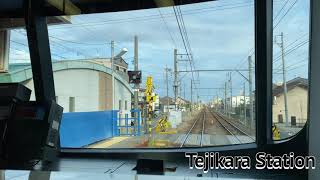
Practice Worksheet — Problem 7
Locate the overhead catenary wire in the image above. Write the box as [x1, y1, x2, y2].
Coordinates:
[49, 1, 255, 30]
[177, 4, 199, 81]
[172, 2, 199, 99]
[157, 8, 178, 48]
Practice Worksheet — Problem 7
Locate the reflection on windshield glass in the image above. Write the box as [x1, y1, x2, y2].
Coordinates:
[0, 0, 308, 148]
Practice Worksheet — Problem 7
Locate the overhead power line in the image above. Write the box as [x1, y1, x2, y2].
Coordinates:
[273, 0, 290, 21]
[273, 32, 308, 58]
[237, 0, 300, 74]
[273, 39, 309, 64]
[12, 29, 93, 58]
[49, 36, 108, 46]
[273, 0, 299, 29]
[157, 8, 177, 48]
[49, 1, 254, 30]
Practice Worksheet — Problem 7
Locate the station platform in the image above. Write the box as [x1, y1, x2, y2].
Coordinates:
[87, 133, 254, 148]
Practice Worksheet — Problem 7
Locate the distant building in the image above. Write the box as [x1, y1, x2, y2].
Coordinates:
[0, 60, 133, 113]
[159, 96, 175, 112]
[159, 96, 190, 112]
[272, 77, 308, 125]
[176, 97, 190, 111]
[89, 57, 129, 81]
[176, 97, 190, 106]
[222, 96, 250, 114]
[211, 98, 223, 109]
[230, 95, 250, 107]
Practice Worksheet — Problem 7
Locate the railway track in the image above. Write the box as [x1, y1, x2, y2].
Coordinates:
[180, 110, 206, 147]
[179, 107, 254, 147]
[209, 110, 255, 144]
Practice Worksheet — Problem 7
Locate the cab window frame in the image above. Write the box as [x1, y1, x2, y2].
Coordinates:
[18, 0, 309, 174]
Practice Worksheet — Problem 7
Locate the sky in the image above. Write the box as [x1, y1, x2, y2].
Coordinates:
[9, 0, 310, 103]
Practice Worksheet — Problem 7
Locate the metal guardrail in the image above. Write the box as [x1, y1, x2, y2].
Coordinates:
[116, 109, 141, 136]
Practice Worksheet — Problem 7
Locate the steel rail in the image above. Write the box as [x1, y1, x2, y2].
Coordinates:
[215, 112, 255, 141]
[200, 112, 206, 147]
[180, 110, 204, 148]
[210, 111, 243, 143]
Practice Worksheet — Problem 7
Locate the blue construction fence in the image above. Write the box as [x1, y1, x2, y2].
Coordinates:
[117, 109, 141, 136]
[60, 110, 141, 148]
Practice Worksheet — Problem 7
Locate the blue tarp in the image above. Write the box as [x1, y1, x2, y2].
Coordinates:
[60, 111, 117, 148]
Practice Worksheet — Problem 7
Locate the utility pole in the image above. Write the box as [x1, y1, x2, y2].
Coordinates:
[183, 83, 186, 99]
[276, 32, 289, 126]
[0, 30, 10, 73]
[190, 79, 193, 112]
[111, 40, 115, 110]
[197, 94, 199, 108]
[248, 56, 254, 129]
[216, 92, 219, 111]
[133, 36, 139, 133]
[229, 72, 232, 118]
[224, 82, 227, 114]
[134, 36, 139, 110]
[235, 95, 238, 116]
[165, 66, 171, 113]
[173, 49, 178, 110]
[243, 82, 247, 125]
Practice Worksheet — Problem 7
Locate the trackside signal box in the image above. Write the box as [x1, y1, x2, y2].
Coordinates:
[128, 70, 142, 84]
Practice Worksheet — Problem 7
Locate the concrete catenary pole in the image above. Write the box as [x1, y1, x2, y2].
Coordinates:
[134, 36, 139, 132]
[279, 32, 289, 126]
[165, 65, 170, 113]
[248, 56, 254, 129]
[183, 83, 186, 99]
[0, 170, 4, 180]
[216, 93, 219, 111]
[243, 82, 247, 125]
[0, 30, 10, 73]
[111, 40, 115, 110]
[174, 49, 178, 110]
[190, 79, 193, 112]
[224, 82, 227, 114]
[229, 72, 232, 118]
[197, 94, 199, 108]
[134, 36, 139, 110]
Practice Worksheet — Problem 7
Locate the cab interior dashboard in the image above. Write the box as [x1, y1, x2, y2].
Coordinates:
[0, 0, 319, 179]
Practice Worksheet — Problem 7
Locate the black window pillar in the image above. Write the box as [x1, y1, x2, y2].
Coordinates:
[24, 0, 56, 102]
[254, 0, 273, 147]
[308, 0, 320, 179]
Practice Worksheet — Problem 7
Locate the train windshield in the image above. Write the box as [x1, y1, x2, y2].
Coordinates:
[2, 0, 309, 149]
